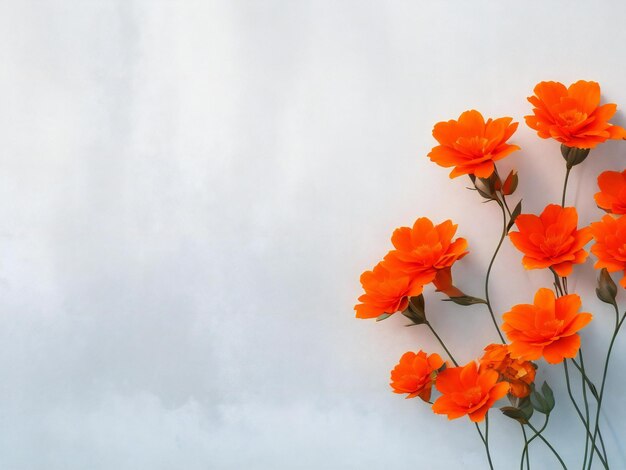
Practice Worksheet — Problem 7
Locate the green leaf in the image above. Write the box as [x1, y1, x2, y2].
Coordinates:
[500, 406, 529, 425]
[442, 295, 487, 306]
[506, 200, 523, 232]
[376, 313, 392, 322]
[519, 396, 534, 421]
[541, 382, 555, 412]
[530, 388, 549, 414]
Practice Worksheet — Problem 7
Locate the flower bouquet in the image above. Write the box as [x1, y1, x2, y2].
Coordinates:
[354, 80, 626, 469]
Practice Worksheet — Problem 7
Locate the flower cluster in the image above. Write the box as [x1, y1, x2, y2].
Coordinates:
[354, 80, 626, 468]
[354, 218, 468, 319]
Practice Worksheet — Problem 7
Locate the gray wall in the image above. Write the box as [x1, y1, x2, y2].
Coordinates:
[0, 1, 625, 468]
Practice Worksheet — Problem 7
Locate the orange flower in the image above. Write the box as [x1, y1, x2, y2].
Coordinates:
[525, 80, 626, 149]
[432, 361, 509, 422]
[595, 170, 626, 214]
[354, 262, 423, 319]
[590, 214, 626, 288]
[479, 344, 536, 398]
[384, 218, 468, 287]
[509, 204, 592, 276]
[502, 288, 592, 364]
[390, 351, 444, 401]
[428, 110, 520, 178]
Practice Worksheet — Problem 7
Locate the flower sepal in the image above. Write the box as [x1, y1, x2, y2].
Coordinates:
[501, 394, 534, 425]
[401, 295, 427, 325]
[469, 173, 499, 200]
[561, 144, 590, 169]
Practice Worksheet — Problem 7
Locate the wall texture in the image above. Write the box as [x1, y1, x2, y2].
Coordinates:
[1, 1, 625, 468]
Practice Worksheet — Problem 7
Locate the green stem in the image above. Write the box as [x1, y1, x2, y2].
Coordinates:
[475, 416, 495, 470]
[570, 358, 610, 464]
[526, 421, 567, 469]
[569, 358, 609, 462]
[501, 194, 513, 218]
[484, 199, 507, 344]
[520, 424, 531, 470]
[570, 359, 597, 396]
[578, 354, 590, 469]
[521, 414, 551, 469]
[563, 361, 608, 468]
[550, 268, 564, 297]
[493, 167, 513, 218]
[425, 322, 458, 367]
[561, 166, 571, 207]
[587, 307, 626, 470]
[424, 322, 489, 467]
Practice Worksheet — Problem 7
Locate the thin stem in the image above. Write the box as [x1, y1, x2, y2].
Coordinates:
[501, 194, 513, 218]
[520, 424, 531, 470]
[550, 268, 564, 297]
[526, 421, 567, 469]
[425, 321, 489, 468]
[475, 417, 494, 470]
[587, 307, 626, 470]
[486, 413, 490, 457]
[493, 167, 513, 218]
[578, 354, 590, 469]
[425, 322, 458, 367]
[569, 358, 609, 462]
[563, 361, 608, 468]
[570, 358, 598, 395]
[561, 166, 571, 207]
[521, 414, 551, 469]
[474, 422, 486, 444]
[484, 199, 507, 344]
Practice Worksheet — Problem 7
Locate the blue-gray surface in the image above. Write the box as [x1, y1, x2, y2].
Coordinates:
[0, 1, 625, 468]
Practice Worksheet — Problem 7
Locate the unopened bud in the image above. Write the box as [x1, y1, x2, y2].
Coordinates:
[502, 170, 519, 195]
[596, 268, 617, 306]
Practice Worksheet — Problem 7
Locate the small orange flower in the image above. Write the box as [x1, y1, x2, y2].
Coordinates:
[590, 214, 626, 288]
[354, 262, 423, 319]
[502, 288, 592, 364]
[595, 170, 626, 214]
[384, 218, 468, 287]
[479, 344, 536, 398]
[509, 204, 592, 276]
[432, 361, 509, 422]
[428, 110, 520, 178]
[390, 351, 444, 401]
[525, 80, 626, 149]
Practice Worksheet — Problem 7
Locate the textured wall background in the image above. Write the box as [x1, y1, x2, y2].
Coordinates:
[1, 1, 625, 468]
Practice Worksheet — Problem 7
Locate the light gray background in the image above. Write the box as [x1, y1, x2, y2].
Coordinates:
[1, 1, 625, 469]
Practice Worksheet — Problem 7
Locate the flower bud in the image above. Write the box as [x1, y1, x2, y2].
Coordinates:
[596, 268, 617, 307]
[501, 170, 518, 195]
